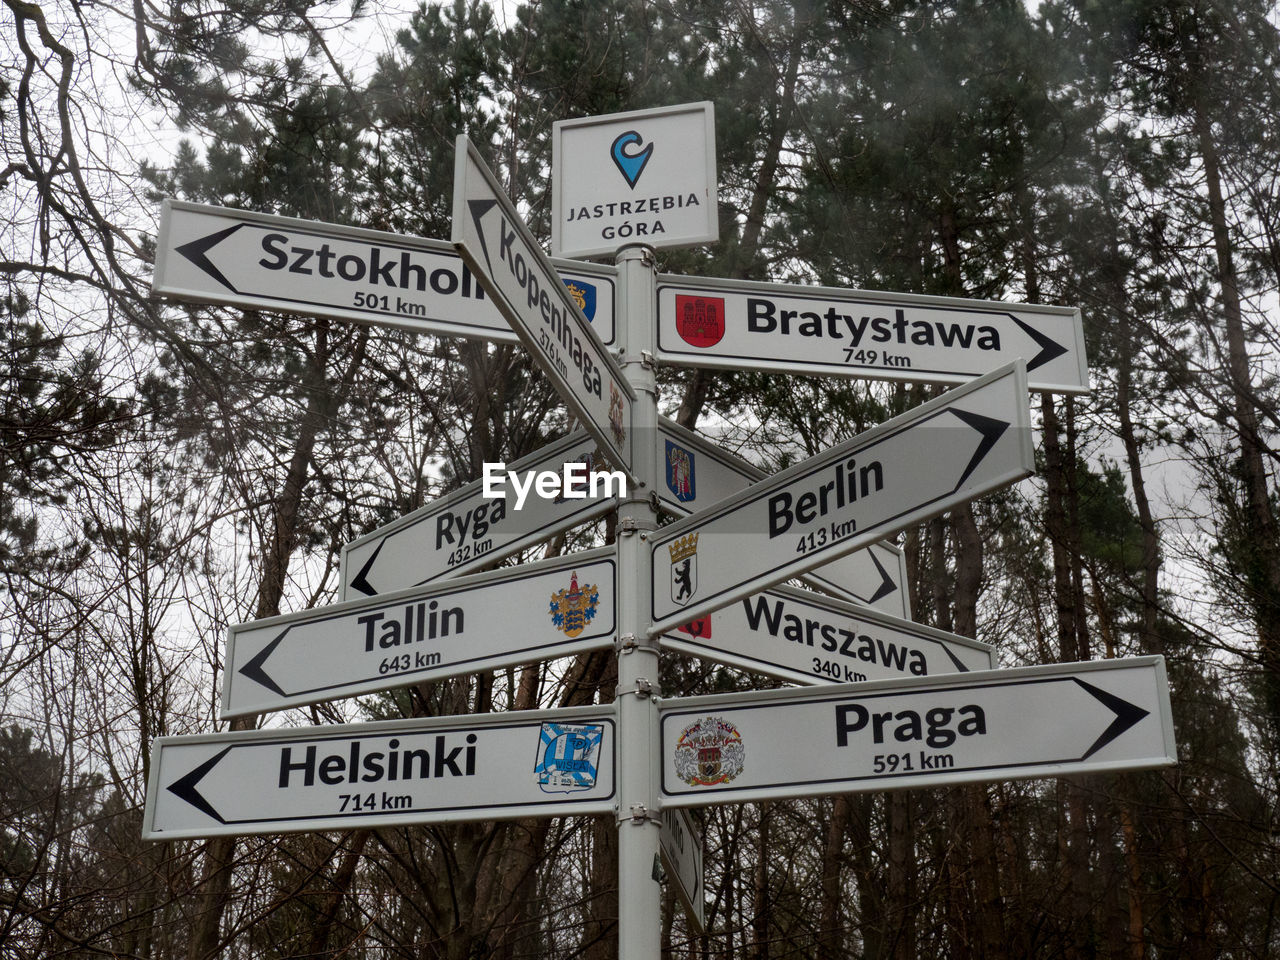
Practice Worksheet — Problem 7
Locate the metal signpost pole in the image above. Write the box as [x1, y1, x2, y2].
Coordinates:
[614, 244, 662, 960]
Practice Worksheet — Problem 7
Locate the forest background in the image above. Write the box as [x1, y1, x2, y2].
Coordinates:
[2, 0, 1279, 957]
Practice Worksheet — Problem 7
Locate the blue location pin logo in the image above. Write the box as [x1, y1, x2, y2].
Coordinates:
[610, 130, 653, 190]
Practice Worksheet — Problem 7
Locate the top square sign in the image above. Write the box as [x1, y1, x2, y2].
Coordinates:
[552, 102, 719, 260]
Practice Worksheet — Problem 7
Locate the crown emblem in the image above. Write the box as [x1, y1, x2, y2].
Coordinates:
[668, 533, 699, 563]
[565, 282, 587, 311]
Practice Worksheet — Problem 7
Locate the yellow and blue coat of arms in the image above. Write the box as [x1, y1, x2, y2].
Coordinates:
[549, 572, 600, 638]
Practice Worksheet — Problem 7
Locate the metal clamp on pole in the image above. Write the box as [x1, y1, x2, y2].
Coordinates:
[615, 677, 654, 699]
[618, 803, 661, 827]
[615, 633, 639, 654]
[618, 517, 643, 535]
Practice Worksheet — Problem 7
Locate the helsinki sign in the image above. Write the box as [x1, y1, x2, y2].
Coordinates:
[552, 102, 719, 260]
[658, 656, 1176, 807]
[224, 548, 617, 718]
[661, 584, 993, 688]
[153, 199, 617, 345]
[655, 274, 1088, 394]
[649, 361, 1035, 633]
[143, 705, 616, 840]
[453, 136, 636, 475]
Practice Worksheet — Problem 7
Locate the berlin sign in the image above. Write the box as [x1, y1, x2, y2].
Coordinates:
[552, 102, 719, 259]
[223, 548, 617, 719]
[648, 361, 1035, 633]
[143, 705, 616, 840]
[340, 430, 617, 600]
[655, 274, 1087, 394]
[153, 199, 616, 345]
[661, 584, 993, 687]
[657, 417, 910, 619]
[659, 656, 1176, 807]
[453, 136, 636, 475]
[340, 419, 908, 620]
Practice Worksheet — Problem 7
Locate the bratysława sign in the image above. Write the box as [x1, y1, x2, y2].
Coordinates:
[145, 102, 1174, 960]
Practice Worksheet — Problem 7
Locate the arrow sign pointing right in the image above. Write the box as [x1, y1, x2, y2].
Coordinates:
[654, 273, 1088, 394]
[659, 656, 1176, 807]
[648, 361, 1035, 634]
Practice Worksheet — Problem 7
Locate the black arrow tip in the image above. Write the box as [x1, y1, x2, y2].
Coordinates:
[347, 540, 383, 597]
[167, 746, 232, 823]
[239, 629, 289, 697]
[1010, 315, 1069, 372]
[867, 550, 897, 605]
[1075, 677, 1149, 759]
[174, 223, 243, 293]
[948, 408, 1010, 491]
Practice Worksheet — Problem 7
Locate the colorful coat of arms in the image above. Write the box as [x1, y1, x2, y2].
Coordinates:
[549, 572, 599, 638]
[669, 533, 698, 606]
[674, 295, 725, 347]
[673, 715, 744, 787]
[562, 279, 597, 321]
[608, 381, 627, 445]
[665, 440, 696, 502]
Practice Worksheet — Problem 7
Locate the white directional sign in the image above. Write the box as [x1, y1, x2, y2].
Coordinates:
[661, 584, 992, 687]
[649, 362, 1034, 633]
[453, 136, 636, 475]
[342, 419, 907, 620]
[552, 102, 719, 259]
[143, 705, 616, 840]
[153, 200, 616, 344]
[655, 274, 1087, 394]
[659, 807, 705, 934]
[657, 418, 910, 618]
[659, 656, 1175, 807]
[223, 548, 617, 718]
[341, 431, 618, 599]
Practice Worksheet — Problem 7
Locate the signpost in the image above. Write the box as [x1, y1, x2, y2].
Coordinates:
[661, 584, 993, 687]
[341, 417, 910, 618]
[153, 199, 617, 345]
[657, 418, 910, 618]
[659, 657, 1175, 807]
[648, 361, 1035, 633]
[453, 136, 636, 475]
[143, 706, 616, 840]
[655, 273, 1087, 394]
[340, 430, 617, 599]
[223, 548, 617, 718]
[143, 105, 1168, 960]
[552, 102, 718, 259]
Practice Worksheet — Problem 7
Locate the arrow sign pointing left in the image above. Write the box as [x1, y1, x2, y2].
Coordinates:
[143, 705, 616, 840]
[659, 656, 1176, 807]
[452, 135, 636, 476]
[223, 548, 617, 718]
[648, 361, 1035, 634]
[153, 200, 617, 344]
